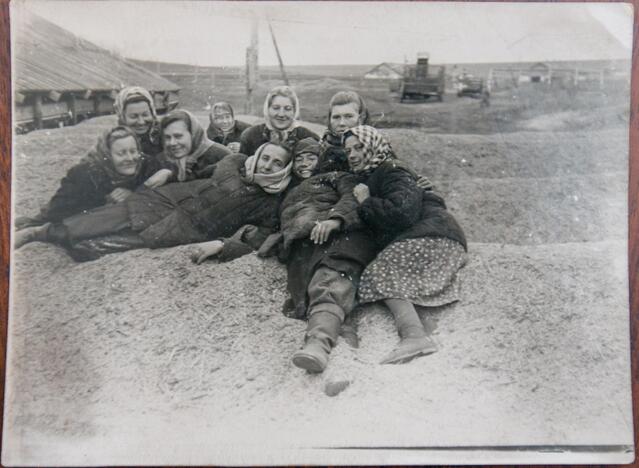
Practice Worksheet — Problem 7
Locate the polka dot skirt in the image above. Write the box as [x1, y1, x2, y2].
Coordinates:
[358, 237, 467, 307]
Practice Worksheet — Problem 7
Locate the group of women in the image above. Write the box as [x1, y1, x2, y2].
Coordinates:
[15, 84, 467, 373]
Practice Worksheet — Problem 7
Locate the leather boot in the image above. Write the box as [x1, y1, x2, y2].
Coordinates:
[292, 311, 342, 373]
[381, 300, 438, 365]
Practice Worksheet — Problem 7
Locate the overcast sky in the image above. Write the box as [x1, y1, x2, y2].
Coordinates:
[17, 1, 633, 66]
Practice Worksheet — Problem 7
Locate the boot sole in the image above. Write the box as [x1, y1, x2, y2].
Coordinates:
[292, 353, 326, 373]
[380, 344, 438, 365]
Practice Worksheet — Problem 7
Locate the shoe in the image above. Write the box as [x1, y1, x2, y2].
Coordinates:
[380, 335, 438, 365]
[292, 338, 330, 373]
[291, 311, 341, 373]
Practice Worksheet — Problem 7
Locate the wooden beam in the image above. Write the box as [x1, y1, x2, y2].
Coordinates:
[33, 94, 43, 129]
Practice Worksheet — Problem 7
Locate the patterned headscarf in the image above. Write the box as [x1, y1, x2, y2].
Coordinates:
[343, 125, 394, 174]
[263, 86, 300, 145]
[243, 143, 293, 194]
[114, 86, 160, 144]
[160, 110, 216, 182]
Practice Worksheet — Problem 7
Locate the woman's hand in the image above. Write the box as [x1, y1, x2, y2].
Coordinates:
[416, 175, 433, 190]
[353, 183, 370, 204]
[310, 219, 341, 244]
[144, 169, 174, 189]
[107, 187, 133, 203]
[190, 240, 224, 264]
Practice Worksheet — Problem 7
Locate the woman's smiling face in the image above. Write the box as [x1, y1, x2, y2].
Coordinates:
[344, 135, 366, 172]
[268, 95, 295, 130]
[123, 101, 154, 136]
[110, 136, 141, 176]
[212, 109, 235, 132]
[293, 152, 319, 179]
[163, 120, 193, 159]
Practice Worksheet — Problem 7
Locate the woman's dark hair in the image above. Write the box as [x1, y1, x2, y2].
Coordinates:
[160, 110, 192, 134]
[328, 91, 370, 125]
[106, 126, 141, 153]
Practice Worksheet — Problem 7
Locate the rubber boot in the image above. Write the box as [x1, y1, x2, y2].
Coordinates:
[381, 300, 438, 365]
[292, 311, 342, 373]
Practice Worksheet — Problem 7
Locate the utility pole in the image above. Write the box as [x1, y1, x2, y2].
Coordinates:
[268, 20, 289, 86]
[245, 16, 258, 114]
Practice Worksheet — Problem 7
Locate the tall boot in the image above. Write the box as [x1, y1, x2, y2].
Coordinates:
[380, 299, 438, 365]
[292, 311, 342, 373]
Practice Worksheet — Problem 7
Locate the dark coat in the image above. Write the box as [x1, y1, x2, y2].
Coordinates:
[239, 123, 319, 156]
[279, 171, 363, 248]
[139, 132, 163, 157]
[30, 155, 165, 225]
[358, 160, 467, 250]
[319, 132, 349, 173]
[160, 143, 232, 182]
[126, 153, 282, 249]
[206, 120, 251, 147]
[279, 172, 378, 319]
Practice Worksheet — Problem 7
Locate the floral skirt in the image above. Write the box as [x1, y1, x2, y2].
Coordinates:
[358, 237, 467, 307]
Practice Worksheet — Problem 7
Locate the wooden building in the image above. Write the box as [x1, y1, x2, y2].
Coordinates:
[13, 12, 180, 132]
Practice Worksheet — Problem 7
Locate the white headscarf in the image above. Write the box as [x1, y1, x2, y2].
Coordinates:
[263, 86, 300, 145]
[243, 143, 293, 194]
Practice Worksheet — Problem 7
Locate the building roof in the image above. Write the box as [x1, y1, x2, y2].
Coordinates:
[13, 11, 180, 94]
[365, 62, 405, 77]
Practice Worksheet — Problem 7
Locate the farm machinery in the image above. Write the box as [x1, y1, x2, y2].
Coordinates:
[394, 52, 445, 102]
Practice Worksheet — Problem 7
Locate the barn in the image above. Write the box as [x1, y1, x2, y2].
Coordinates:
[13, 11, 180, 132]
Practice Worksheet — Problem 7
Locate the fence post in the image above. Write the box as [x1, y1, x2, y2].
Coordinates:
[33, 94, 43, 129]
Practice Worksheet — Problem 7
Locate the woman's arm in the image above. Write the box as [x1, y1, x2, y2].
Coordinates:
[143, 169, 174, 188]
[356, 166, 422, 233]
[190, 224, 277, 264]
[39, 164, 106, 222]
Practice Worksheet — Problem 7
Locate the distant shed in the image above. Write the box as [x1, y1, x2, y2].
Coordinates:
[364, 63, 406, 80]
[13, 11, 180, 132]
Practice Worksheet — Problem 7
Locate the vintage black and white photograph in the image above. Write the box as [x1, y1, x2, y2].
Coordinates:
[3, 0, 635, 465]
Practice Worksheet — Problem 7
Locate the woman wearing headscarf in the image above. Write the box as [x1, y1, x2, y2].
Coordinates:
[206, 101, 250, 152]
[319, 91, 433, 189]
[14, 126, 171, 229]
[114, 86, 163, 157]
[239, 86, 319, 157]
[157, 109, 232, 182]
[345, 125, 467, 365]
[14, 143, 294, 260]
